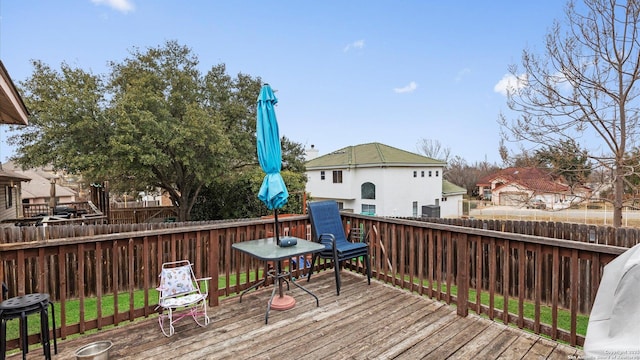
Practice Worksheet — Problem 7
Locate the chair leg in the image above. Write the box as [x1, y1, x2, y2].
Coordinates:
[365, 253, 371, 285]
[159, 308, 175, 337]
[20, 312, 27, 359]
[334, 256, 341, 296]
[192, 300, 210, 327]
[39, 305, 50, 360]
[1, 318, 6, 360]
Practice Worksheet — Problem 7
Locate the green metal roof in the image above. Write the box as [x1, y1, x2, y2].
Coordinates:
[306, 142, 446, 169]
[442, 179, 467, 196]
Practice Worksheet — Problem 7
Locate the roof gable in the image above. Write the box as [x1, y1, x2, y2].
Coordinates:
[306, 142, 445, 169]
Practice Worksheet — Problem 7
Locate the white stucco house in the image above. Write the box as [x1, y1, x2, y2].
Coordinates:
[305, 142, 467, 218]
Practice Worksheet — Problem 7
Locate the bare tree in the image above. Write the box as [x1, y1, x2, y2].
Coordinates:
[445, 155, 500, 197]
[499, 0, 640, 227]
[417, 139, 451, 162]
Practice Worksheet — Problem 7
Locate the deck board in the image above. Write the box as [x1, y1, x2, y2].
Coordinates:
[14, 271, 584, 359]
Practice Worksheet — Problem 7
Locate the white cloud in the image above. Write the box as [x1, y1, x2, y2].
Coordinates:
[455, 68, 471, 82]
[343, 40, 365, 52]
[91, 0, 135, 13]
[494, 73, 528, 96]
[393, 81, 417, 94]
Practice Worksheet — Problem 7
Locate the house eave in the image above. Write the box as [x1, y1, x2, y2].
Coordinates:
[0, 61, 29, 125]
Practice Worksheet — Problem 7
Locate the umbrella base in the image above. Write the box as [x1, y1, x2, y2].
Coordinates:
[270, 295, 296, 310]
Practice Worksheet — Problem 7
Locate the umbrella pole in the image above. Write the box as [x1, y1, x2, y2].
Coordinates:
[273, 209, 285, 298]
[274, 209, 280, 245]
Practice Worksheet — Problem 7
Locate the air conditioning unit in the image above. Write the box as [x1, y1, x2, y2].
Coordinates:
[421, 205, 440, 218]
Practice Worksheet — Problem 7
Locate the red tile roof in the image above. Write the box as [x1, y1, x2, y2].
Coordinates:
[478, 167, 570, 193]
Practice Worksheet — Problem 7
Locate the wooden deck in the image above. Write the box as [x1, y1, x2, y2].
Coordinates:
[20, 271, 584, 359]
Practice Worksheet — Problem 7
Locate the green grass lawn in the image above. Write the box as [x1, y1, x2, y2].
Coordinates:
[467, 288, 589, 336]
[406, 278, 589, 337]
[4, 271, 263, 341]
[5, 270, 588, 346]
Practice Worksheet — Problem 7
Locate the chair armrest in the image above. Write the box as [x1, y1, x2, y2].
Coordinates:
[318, 233, 336, 247]
[196, 277, 212, 294]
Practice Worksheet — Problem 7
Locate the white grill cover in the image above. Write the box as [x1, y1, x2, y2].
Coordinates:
[584, 244, 640, 359]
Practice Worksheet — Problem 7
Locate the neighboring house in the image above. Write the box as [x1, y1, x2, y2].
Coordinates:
[305, 142, 465, 218]
[3, 161, 78, 205]
[442, 179, 468, 215]
[0, 61, 30, 220]
[476, 167, 591, 209]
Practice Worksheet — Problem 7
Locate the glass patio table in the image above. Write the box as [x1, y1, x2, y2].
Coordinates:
[232, 236, 324, 324]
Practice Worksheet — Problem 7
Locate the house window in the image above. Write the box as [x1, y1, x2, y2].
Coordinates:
[436, 170, 439, 177]
[413, 171, 417, 178]
[5, 186, 12, 209]
[320, 171, 325, 180]
[332, 170, 343, 183]
[428, 171, 432, 177]
[483, 189, 492, 200]
[361, 182, 375, 199]
[413, 201, 418, 217]
[421, 171, 425, 177]
[361, 204, 375, 215]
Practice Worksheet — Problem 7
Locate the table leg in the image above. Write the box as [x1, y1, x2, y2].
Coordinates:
[264, 277, 280, 324]
[239, 277, 268, 303]
[290, 279, 319, 307]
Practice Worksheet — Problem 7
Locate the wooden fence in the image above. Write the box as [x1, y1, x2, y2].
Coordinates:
[20, 201, 176, 225]
[5, 212, 640, 249]
[0, 218, 253, 244]
[109, 206, 178, 224]
[0, 214, 628, 351]
[341, 214, 625, 346]
[404, 216, 640, 248]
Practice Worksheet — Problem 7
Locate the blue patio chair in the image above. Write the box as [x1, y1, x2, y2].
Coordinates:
[307, 200, 371, 295]
[156, 260, 211, 337]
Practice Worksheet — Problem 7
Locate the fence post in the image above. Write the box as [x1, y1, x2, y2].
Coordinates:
[456, 233, 469, 317]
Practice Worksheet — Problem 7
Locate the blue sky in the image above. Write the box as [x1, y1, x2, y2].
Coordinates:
[0, 0, 567, 165]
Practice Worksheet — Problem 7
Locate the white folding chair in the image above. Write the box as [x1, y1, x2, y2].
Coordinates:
[156, 260, 211, 337]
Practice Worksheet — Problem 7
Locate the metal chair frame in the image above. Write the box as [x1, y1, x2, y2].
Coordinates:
[156, 260, 211, 337]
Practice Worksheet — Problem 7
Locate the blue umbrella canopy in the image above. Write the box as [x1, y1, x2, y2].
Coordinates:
[256, 84, 289, 210]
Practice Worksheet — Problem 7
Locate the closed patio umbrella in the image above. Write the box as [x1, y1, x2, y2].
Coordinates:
[256, 84, 289, 245]
[256, 84, 295, 310]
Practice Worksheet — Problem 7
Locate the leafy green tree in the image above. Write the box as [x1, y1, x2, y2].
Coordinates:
[622, 148, 640, 202]
[10, 61, 112, 175]
[191, 137, 307, 220]
[13, 41, 267, 221]
[534, 139, 591, 192]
